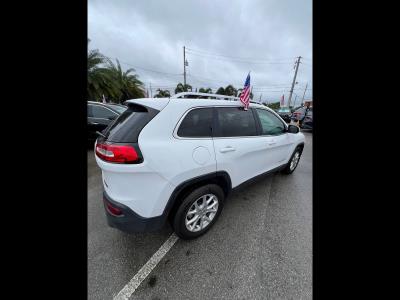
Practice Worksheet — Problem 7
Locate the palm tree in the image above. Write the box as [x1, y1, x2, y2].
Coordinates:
[175, 83, 192, 94]
[87, 45, 119, 101]
[105, 59, 145, 103]
[154, 89, 171, 98]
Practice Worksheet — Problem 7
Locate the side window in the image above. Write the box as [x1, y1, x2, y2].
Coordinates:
[92, 105, 117, 119]
[256, 109, 286, 135]
[215, 107, 257, 137]
[87, 104, 93, 118]
[177, 108, 213, 137]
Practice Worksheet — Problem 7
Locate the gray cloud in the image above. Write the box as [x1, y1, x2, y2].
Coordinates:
[88, 0, 312, 103]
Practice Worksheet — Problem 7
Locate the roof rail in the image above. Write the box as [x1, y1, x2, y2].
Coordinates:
[172, 92, 262, 105]
[172, 92, 240, 101]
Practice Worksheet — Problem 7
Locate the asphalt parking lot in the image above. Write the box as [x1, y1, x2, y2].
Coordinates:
[88, 131, 312, 300]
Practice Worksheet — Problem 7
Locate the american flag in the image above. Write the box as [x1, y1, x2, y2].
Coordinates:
[240, 73, 251, 110]
[280, 94, 285, 107]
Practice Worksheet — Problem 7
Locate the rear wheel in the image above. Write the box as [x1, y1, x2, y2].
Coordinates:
[282, 148, 302, 174]
[172, 184, 224, 239]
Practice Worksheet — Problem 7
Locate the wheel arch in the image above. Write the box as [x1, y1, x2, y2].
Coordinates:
[164, 171, 232, 221]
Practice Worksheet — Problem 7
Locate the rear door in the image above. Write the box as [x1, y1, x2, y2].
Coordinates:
[213, 106, 276, 188]
[171, 107, 217, 185]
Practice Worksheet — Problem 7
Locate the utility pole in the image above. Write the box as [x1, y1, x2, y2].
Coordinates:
[288, 56, 302, 108]
[183, 46, 187, 87]
[301, 82, 308, 106]
[149, 83, 152, 98]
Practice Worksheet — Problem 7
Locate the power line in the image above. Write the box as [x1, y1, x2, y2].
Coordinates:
[188, 73, 294, 89]
[186, 47, 295, 62]
[186, 51, 293, 65]
[101, 54, 182, 77]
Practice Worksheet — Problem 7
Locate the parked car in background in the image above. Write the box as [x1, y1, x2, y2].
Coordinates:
[276, 107, 292, 123]
[291, 106, 313, 130]
[88, 101, 127, 143]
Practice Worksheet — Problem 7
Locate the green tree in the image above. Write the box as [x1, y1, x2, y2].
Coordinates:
[105, 59, 145, 103]
[199, 87, 212, 93]
[87, 44, 118, 101]
[224, 85, 237, 96]
[154, 89, 171, 98]
[267, 102, 281, 110]
[198, 88, 212, 98]
[216, 87, 226, 95]
[175, 83, 192, 94]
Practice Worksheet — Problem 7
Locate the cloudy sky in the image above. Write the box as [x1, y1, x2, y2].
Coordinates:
[88, 0, 312, 104]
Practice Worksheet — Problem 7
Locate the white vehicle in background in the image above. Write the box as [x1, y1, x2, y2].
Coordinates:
[95, 92, 305, 239]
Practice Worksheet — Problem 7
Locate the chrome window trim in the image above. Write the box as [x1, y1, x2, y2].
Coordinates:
[173, 105, 290, 140]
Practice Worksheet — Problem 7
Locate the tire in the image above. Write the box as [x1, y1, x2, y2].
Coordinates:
[282, 147, 302, 174]
[172, 184, 224, 239]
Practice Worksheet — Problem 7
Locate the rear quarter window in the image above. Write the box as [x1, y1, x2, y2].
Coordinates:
[177, 108, 213, 138]
[103, 104, 159, 143]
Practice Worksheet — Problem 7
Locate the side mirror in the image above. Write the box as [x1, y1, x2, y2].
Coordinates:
[287, 124, 300, 134]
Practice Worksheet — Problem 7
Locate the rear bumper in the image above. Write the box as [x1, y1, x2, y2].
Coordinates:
[103, 191, 166, 233]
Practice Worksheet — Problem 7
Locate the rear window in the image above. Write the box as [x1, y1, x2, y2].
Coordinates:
[103, 103, 159, 142]
[177, 108, 213, 138]
[215, 107, 257, 137]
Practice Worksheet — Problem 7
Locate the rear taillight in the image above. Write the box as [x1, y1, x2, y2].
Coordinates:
[96, 143, 139, 163]
[104, 198, 123, 216]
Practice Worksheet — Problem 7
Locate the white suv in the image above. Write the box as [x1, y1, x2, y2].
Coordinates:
[95, 92, 305, 239]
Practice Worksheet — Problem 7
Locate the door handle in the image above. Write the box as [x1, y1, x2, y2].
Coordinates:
[89, 122, 99, 125]
[268, 140, 276, 146]
[220, 146, 236, 153]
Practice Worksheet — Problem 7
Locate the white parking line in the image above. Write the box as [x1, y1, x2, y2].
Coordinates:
[113, 233, 179, 300]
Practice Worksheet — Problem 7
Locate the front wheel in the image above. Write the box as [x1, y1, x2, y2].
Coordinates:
[282, 148, 302, 174]
[172, 184, 224, 239]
